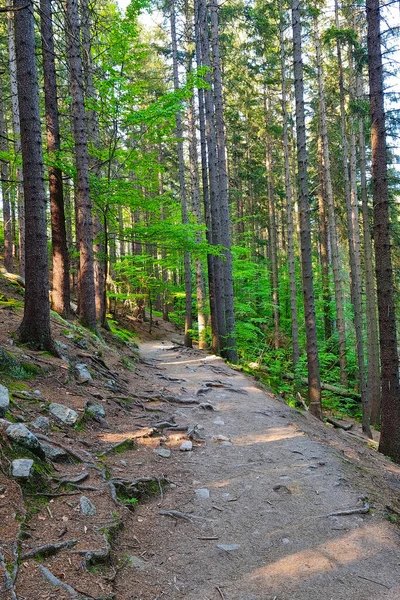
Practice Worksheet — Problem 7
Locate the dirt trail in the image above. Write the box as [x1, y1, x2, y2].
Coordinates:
[114, 336, 400, 600]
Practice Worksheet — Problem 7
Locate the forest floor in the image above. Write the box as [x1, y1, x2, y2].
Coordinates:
[0, 282, 400, 599]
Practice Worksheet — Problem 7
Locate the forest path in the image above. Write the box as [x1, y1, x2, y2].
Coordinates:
[115, 335, 400, 600]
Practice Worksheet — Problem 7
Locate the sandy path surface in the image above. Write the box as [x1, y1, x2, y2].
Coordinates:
[115, 337, 400, 600]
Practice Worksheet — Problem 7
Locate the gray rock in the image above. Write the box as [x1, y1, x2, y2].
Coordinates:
[0, 418, 11, 429]
[0, 384, 9, 417]
[31, 416, 50, 433]
[195, 488, 210, 499]
[217, 544, 240, 552]
[153, 448, 171, 458]
[179, 440, 193, 452]
[80, 496, 96, 516]
[12, 458, 34, 479]
[213, 419, 225, 425]
[104, 379, 117, 390]
[85, 401, 105, 419]
[127, 555, 146, 570]
[76, 338, 89, 350]
[41, 443, 69, 463]
[74, 363, 92, 383]
[6, 423, 45, 458]
[49, 403, 78, 426]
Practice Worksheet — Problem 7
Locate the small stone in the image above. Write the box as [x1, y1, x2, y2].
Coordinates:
[85, 401, 105, 419]
[127, 555, 146, 570]
[0, 384, 9, 417]
[153, 448, 171, 458]
[0, 418, 11, 429]
[12, 458, 34, 479]
[179, 440, 193, 452]
[195, 488, 210, 499]
[56, 341, 69, 351]
[6, 423, 45, 458]
[212, 435, 231, 443]
[49, 403, 78, 426]
[220, 441, 233, 447]
[120, 459, 127, 466]
[104, 379, 117, 390]
[32, 390, 42, 397]
[31, 416, 50, 433]
[213, 419, 225, 425]
[79, 496, 96, 516]
[74, 363, 92, 383]
[273, 484, 292, 495]
[217, 544, 240, 552]
[76, 338, 89, 349]
[41, 443, 69, 462]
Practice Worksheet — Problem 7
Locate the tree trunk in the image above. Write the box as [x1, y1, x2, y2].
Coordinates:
[170, 0, 193, 348]
[292, 0, 322, 419]
[188, 78, 208, 349]
[357, 71, 381, 425]
[198, 0, 225, 353]
[7, 8, 24, 277]
[40, 0, 71, 318]
[366, 0, 400, 462]
[65, 0, 97, 330]
[14, 0, 53, 350]
[280, 17, 299, 367]
[0, 80, 13, 274]
[210, 0, 237, 363]
[314, 16, 348, 387]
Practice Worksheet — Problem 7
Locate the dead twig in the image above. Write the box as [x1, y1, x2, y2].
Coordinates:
[356, 574, 390, 589]
[216, 586, 226, 600]
[159, 509, 206, 521]
[326, 501, 370, 517]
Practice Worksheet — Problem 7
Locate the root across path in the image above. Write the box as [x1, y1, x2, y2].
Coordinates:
[112, 337, 400, 600]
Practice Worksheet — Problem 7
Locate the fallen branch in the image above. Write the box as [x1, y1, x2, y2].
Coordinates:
[326, 501, 370, 517]
[326, 417, 353, 431]
[159, 509, 206, 521]
[216, 586, 226, 600]
[21, 539, 77, 560]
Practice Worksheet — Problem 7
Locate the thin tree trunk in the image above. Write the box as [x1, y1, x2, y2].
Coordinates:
[14, 0, 53, 350]
[40, 0, 71, 318]
[292, 0, 322, 419]
[0, 81, 13, 274]
[357, 71, 381, 425]
[170, 0, 192, 348]
[7, 8, 24, 277]
[366, 0, 400, 462]
[280, 17, 299, 367]
[317, 130, 332, 342]
[314, 16, 348, 387]
[188, 81, 208, 349]
[65, 0, 97, 330]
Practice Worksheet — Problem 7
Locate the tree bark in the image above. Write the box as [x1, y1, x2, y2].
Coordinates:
[366, 0, 400, 462]
[210, 0, 237, 363]
[292, 0, 322, 419]
[0, 79, 13, 274]
[280, 17, 299, 367]
[65, 0, 97, 330]
[40, 0, 71, 318]
[170, 0, 193, 348]
[7, 8, 24, 277]
[314, 16, 348, 387]
[14, 0, 53, 350]
[357, 71, 381, 425]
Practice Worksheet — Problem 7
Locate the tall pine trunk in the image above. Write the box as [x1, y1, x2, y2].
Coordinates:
[292, 0, 322, 418]
[14, 0, 53, 350]
[0, 80, 13, 274]
[65, 0, 97, 330]
[170, 0, 193, 348]
[40, 0, 71, 318]
[366, 0, 400, 462]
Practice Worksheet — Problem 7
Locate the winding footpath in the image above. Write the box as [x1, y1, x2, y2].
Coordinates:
[115, 337, 400, 600]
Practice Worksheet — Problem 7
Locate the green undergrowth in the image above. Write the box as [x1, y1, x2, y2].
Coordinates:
[113, 477, 167, 509]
